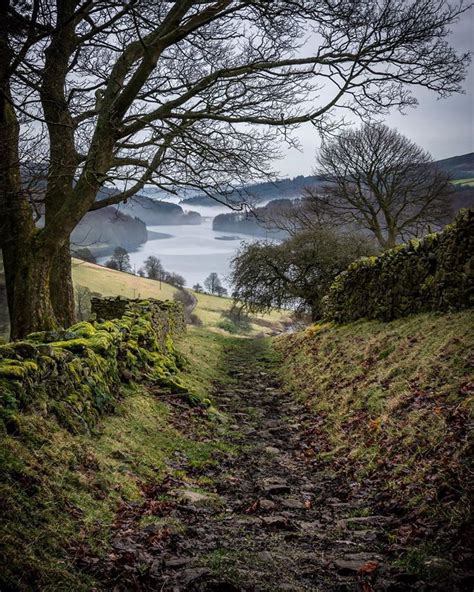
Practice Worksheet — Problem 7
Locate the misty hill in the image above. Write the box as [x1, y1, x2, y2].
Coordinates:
[181, 176, 323, 207]
[435, 152, 474, 179]
[96, 187, 201, 226]
[212, 200, 290, 238]
[71, 207, 147, 256]
[117, 195, 201, 226]
[70, 191, 202, 256]
[182, 153, 474, 209]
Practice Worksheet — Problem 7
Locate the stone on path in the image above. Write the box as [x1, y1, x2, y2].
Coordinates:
[281, 498, 305, 509]
[259, 499, 276, 510]
[264, 445, 280, 455]
[174, 489, 215, 505]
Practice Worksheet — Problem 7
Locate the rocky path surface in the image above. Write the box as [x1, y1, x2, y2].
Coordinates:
[87, 339, 460, 591]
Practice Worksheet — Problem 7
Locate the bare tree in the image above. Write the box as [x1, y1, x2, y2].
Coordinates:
[143, 255, 164, 280]
[0, 0, 470, 337]
[204, 272, 223, 295]
[105, 246, 131, 272]
[305, 124, 454, 249]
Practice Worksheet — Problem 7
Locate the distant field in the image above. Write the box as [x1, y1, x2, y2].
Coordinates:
[452, 178, 474, 187]
[193, 290, 291, 335]
[72, 259, 290, 335]
[72, 258, 177, 300]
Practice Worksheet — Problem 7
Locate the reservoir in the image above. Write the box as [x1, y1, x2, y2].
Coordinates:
[98, 206, 261, 289]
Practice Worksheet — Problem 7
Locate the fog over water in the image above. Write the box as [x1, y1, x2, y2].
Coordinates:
[98, 199, 265, 289]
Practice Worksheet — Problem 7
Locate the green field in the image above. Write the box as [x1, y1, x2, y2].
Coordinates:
[451, 177, 474, 187]
[72, 258, 177, 300]
[1, 258, 290, 340]
[72, 258, 291, 335]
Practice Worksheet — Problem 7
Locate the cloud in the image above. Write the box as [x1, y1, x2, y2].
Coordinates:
[278, 13, 474, 177]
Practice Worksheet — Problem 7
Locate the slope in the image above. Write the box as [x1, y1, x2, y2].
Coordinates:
[72, 259, 291, 335]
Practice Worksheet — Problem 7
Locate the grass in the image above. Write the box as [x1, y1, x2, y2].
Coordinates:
[276, 311, 474, 531]
[451, 177, 474, 187]
[177, 327, 237, 402]
[72, 258, 291, 336]
[1, 258, 291, 340]
[192, 290, 291, 335]
[72, 258, 177, 300]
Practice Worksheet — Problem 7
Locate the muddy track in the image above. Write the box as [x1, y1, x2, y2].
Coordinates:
[85, 339, 469, 592]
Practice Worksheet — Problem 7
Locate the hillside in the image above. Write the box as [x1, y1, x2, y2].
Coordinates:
[116, 194, 201, 226]
[71, 206, 148, 256]
[180, 153, 474, 209]
[0, 259, 290, 340]
[273, 311, 473, 587]
[72, 259, 290, 335]
[181, 175, 323, 207]
[435, 152, 474, 179]
[212, 199, 291, 237]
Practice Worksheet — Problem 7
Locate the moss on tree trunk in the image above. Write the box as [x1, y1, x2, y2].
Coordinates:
[50, 240, 75, 328]
[4, 240, 58, 339]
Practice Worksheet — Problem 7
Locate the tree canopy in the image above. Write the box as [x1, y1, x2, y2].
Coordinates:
[143, 256, 164, 280]
[105, 247, 131, 273]
[204, 272, 223, 295]
[305, 124, 453, 249]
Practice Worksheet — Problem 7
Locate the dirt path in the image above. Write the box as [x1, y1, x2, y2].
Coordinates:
[86, 339, 458, 591]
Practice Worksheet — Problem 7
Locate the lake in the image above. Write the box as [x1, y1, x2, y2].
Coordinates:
[98, 210, 259, 289]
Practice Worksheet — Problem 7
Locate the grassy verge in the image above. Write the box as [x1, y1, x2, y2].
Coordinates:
[2, 258, 290, 341]
[275, 311, 473, 561]
[72, 258, 177, 301]
[0, 327, 234, 590]
[192, 291, 291, 335]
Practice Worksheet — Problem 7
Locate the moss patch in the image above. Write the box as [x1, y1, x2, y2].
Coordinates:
[0, 299, 185, 433]
[324, 209, 474, 322]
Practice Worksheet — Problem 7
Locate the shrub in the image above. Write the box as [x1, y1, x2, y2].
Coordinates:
[217, 319, 239, 334]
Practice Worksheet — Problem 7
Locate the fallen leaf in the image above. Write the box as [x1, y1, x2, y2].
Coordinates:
[358, 560, 379, 574]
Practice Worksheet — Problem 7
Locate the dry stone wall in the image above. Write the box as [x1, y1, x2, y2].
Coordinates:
[323, 209, 474, 323]
[0, 298, 185, 434]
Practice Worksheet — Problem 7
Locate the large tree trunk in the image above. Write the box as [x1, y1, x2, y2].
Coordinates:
[3, 239, 58, 339]
[0, 22, 56, 339]
[50, 239, 75, 327]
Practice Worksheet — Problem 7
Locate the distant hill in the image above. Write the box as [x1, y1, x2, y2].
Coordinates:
[181, 152, 474, 209]
[71, 192, 203, 257]
[435, 153, 474, 211]
[185, 153, 474, 213]
[181, 176, 324, 207]
[72, 206, 148, 256]
[212, 200, 291, 238]
[434, 152, 474, 179]
[116, 194, 201, 226]
[96, 187, 201, 226]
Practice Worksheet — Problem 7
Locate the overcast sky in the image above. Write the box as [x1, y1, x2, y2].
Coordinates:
[278, 11, 474, 178]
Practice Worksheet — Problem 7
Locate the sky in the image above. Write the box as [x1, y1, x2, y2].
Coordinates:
[278, 11, 474, 178]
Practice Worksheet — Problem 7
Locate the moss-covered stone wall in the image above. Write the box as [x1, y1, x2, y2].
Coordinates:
[0, 298, 186, 433]
[324, 208, 474, 323]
